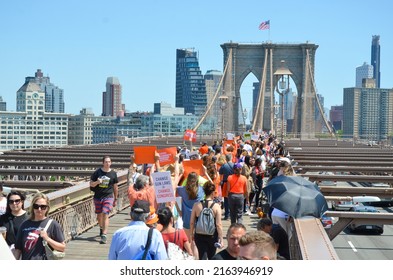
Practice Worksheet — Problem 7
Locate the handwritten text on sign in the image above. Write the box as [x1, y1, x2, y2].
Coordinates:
[151, 171, 176, 203]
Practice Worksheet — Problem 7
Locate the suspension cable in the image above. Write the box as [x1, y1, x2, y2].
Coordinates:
[193, 49, 232, 131]
[306, 49, 335, 137]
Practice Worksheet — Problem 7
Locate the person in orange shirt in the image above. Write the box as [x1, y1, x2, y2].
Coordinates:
[198, 142, 209, 156]
[227, 162, 248, 225]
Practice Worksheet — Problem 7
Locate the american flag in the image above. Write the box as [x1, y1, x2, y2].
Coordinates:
[259, 20, 270, 30]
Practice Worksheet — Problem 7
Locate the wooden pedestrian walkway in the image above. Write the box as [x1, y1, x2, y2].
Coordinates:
[63, 207, 260, 260]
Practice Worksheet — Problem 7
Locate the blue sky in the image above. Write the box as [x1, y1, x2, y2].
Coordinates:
[1, 0, 392, 116]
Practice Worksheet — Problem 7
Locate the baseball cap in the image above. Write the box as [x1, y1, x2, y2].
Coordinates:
[234, 162, 243, 169]
[146, 206, 159, 225]
[131, 200, 150, 214]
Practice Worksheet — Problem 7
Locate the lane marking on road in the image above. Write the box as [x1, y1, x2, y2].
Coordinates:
[348, 241, 357, 252]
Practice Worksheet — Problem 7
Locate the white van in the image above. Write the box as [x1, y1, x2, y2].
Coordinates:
[371, 183, 390, 188]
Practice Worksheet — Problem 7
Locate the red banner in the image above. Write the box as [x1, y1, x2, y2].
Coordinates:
[183, 129, 197, 142]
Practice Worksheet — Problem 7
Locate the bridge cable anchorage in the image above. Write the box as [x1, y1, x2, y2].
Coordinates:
[192, 49, 233, 132]
[306, 49, 335, 137]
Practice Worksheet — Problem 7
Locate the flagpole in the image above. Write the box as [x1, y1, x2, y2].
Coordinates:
[268, 20, 271, 42]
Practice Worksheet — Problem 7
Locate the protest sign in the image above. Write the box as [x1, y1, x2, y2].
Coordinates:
[134, 146, 157, 164]
[182, 159, 204, 177]
[151, 171, 176, 204]
[157, 147, 177, 165]
[243, 132, 252, 141]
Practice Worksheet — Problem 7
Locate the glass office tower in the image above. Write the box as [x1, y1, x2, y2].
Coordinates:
[175, 48, 207, 116]
[371, 35, 381, 88]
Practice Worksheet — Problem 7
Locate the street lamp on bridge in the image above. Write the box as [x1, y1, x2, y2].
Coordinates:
[274, 60, 292, 142]
[219, 95, 228, 139]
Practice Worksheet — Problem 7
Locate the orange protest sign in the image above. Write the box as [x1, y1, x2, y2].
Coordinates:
[157, 147, 177, 166]
[133, 146, 157, 164]
[182, 159, 204, 177]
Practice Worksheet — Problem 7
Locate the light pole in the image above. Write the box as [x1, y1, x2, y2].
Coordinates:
[274, 60, 292, 141]
[219, 95, 228, 139]
[243, 108, 248, 132]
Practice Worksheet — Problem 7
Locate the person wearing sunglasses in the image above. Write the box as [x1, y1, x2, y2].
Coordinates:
[13, 193, 65, 260]
[0, 191, 28, 250]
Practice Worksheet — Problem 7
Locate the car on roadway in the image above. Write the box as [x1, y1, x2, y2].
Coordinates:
[332, 196, 381, 211]
[347, 205, 384, 234]
[371, 183, 390, 188]
[317, 171, 337, 186]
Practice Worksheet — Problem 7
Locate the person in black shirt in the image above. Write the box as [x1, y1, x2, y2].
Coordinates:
[90, 155, 119, 244]
[212, 223, 246, 260]
[0, 190, 28, 249]
[257, 217, 290, 260]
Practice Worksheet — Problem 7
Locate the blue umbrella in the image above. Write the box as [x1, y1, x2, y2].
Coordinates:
[263, 176, 328, 218]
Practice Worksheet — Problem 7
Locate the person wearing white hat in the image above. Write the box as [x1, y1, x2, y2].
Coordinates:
[276, 157, 295, 177]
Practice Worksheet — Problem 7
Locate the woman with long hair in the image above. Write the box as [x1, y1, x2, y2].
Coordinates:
[158, 206, 193, 256]
[176, 172, 205, 260]
[14, 193, 65, 260]
[242, 155, 255, 214]
[190, 181, 223, 260]
[0, 190, 28, 248]
[203, 154, 221, 200]
[176, 172, 205, 239]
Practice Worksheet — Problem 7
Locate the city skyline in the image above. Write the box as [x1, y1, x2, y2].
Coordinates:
[1, 1, 392, 116]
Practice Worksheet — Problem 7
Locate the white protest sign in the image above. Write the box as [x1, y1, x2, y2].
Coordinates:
[251, 134, 259, 141]
[151, 171, 176, 204]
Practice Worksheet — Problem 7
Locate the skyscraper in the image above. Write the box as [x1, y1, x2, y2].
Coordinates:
[175, 48, 207, 116]
[204, 70, 223, 121]
[330, 105, 343, 131]
[343, 81, 393, 141]
[25, 69, 65, 113]
[102, 77, 123, 117]
[0, 96, 6, 111]
[355, 62, 373, 87]
[371, 35, 381, 88]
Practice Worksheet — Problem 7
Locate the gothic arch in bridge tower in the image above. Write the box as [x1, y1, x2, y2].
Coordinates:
[220, 42, 318, 138]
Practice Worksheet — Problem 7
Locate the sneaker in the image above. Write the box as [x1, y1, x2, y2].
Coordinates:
[100, 234, 107, 244]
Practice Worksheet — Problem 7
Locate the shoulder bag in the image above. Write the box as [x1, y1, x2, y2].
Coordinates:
[167, 230, 194, 260]
[42, 219, 66, 260]
[132, 227, 154, 260]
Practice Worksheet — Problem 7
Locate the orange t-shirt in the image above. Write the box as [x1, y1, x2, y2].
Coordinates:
[128, 185, 157, 209]
[227, 174, 247, 194]
[199, 145, 209, 155]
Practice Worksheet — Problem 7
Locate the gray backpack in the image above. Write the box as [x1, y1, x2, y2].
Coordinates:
[195, 200, 216, 235]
